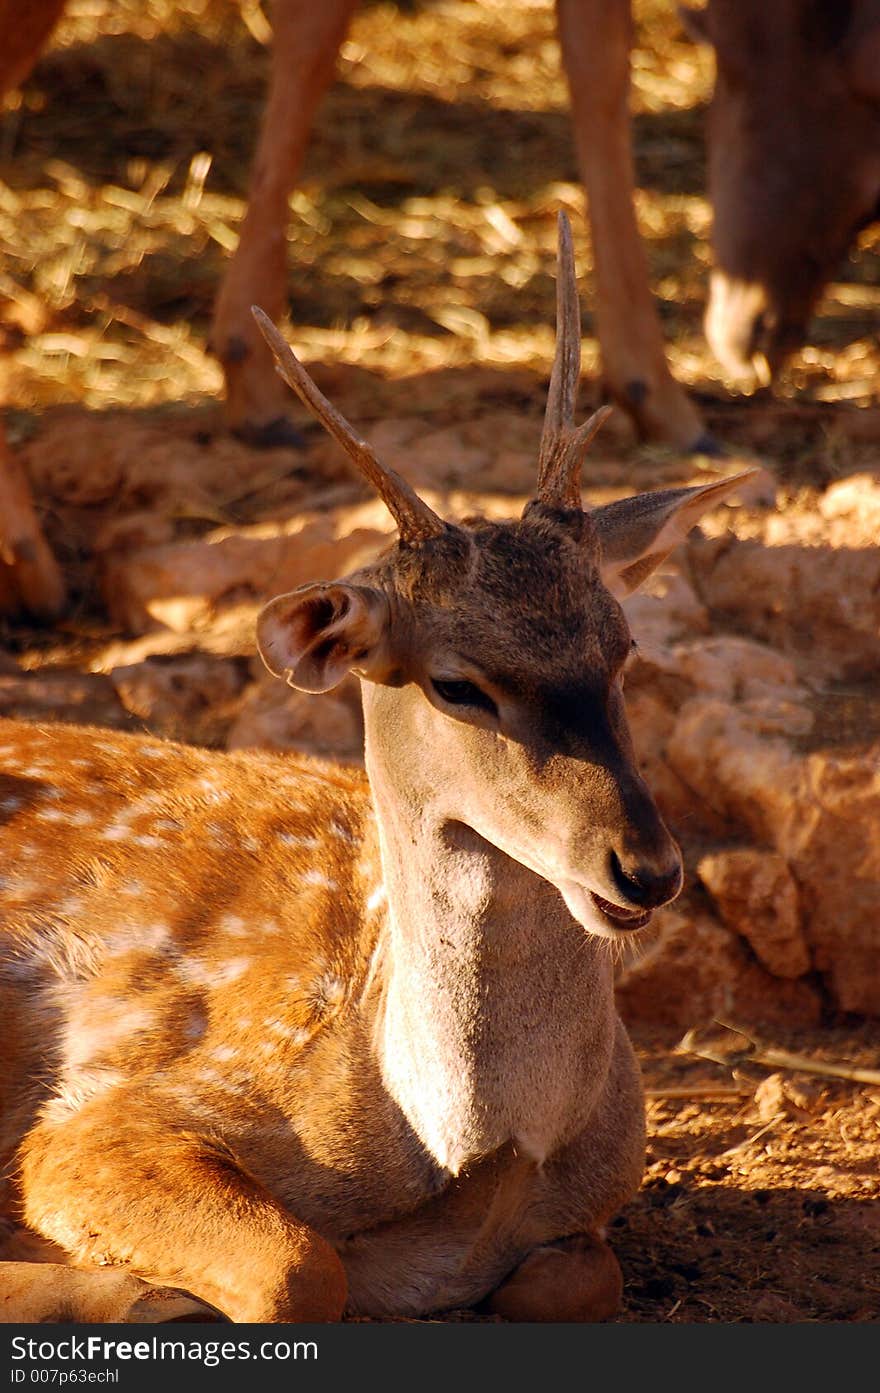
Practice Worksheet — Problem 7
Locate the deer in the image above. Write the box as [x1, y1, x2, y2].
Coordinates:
[0, 213, 755, 1324]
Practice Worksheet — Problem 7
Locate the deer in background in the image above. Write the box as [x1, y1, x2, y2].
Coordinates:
[0, 215, 754, 1323]
[2, 0, 877, 616]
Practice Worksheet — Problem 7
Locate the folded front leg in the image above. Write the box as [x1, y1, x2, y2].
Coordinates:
[17, 1096, 347, 1324]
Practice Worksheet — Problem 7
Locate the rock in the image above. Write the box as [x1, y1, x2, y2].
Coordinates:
[226, 671, 364, 764]
[110, 654, 248, 745]
[753, 1072, 825, 1122]
[0, 665, 132, 731]
[665, 697, 880, 1015]
[614, 907, 822, 1029]
[100, 506, 392, 634]
[750, 1292, 806, 1323]
[818, 473, 880, 539]
[685, 530, 880, 680]
[698, 848, 810, 978]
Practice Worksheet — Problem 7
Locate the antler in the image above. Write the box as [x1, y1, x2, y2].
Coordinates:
[537, 211, 612, 508]
[251, 306, 446, 544]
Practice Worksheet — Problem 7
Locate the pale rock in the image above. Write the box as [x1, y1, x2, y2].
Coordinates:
[101, 508, 392, 634]
[110, 655, 248, 744]
[753, 1072, 825, 1122]
[685, 530, 880, 679]
[614, 906, 821, 1029]
[664, 696, 880, 1015]
[698, 847, 810, 979]
[226, 672, 364, 765]
[818, 474, 880, 536]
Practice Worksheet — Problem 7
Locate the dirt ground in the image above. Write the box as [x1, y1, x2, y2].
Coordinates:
[1, 0, 878, 1323]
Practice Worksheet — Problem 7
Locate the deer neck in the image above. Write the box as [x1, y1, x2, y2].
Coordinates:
[362, 697, 617, 1177]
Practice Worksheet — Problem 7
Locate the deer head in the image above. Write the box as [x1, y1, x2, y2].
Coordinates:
[251, 215, 753, 941]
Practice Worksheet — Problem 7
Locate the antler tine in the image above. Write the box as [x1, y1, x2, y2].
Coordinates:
[537, 212, 611, 508]
[251, 306, 445, 543]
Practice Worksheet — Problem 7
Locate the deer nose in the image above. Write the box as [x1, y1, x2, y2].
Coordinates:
[609, 849, 683, 910]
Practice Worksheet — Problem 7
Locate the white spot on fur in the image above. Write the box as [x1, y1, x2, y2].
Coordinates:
[311, 972, 345, 1012]
[105, 922, 170, 956]
[302, 869, 337, 890]
[178, 957, 250, 989]
[265, 1017, 294, 1037]
[330, 820, 357, 844]
[367, 885, 387, 913]
[209, 1044, 238, 1063]
[134, 834, 164, 849]
[41, 1067, 125, 1124]
[219, 913, 247, 935]
[103, 825, 131, 842]
[277, 831, 320, 849]
[64, 1005, 155, 1070]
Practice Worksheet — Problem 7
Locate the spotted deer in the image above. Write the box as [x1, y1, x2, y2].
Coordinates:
[0, 215, 754, 1324]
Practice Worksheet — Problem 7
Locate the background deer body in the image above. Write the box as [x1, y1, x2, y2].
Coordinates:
[0, 219, 755, 1323]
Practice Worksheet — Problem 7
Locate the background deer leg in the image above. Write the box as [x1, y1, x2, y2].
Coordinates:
[211, 0, 359, 445]
[0, 3, 69, 618]
[0, 428, 66, 619]
[485, 1232, 623, 1322]
[555, 0, 709, 450]
[0, 0, 67, 94]
[18, 1100, 347, 1323]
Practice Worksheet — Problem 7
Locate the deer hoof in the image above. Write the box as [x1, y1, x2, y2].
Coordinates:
[486, 1234, 623, 1322]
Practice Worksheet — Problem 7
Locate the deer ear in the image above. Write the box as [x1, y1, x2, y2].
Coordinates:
[593, 470, 757, 598]
[257, 583, 390, 693]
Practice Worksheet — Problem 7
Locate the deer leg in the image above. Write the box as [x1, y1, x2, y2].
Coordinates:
[0, 426, 65, 619]
[17, 1100, 347, 1323]
[485, 1232, 623, 1322]
[0, 0, 68, 96]
[211, 0, 360, 445]
[0, 1263, 227, 1324]
[555, 0, 710, 450]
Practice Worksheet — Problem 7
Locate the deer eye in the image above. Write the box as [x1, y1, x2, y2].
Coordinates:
[430, 678, 498, 718]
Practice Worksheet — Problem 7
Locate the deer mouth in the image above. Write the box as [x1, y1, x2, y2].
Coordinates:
[589, 891, 652, 932]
